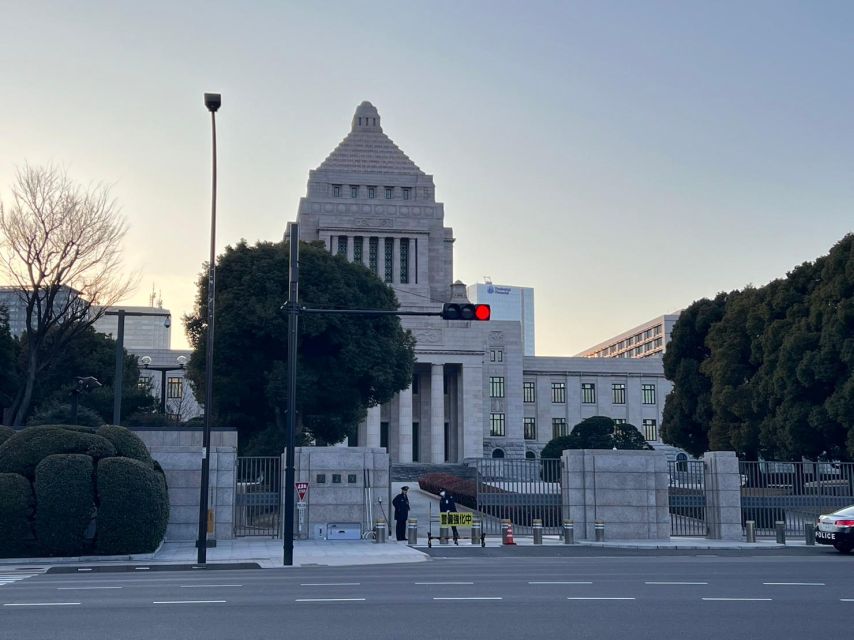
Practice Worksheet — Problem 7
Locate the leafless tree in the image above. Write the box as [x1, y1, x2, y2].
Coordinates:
[0, 164, 137, 425]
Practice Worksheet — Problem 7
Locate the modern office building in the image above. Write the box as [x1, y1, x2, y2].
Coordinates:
[576, 313, 682, 359]
[0, 285, 85, 337]
[290, 101, 673, 461]
[467, 280, 535, 356]
[92, 305, 172, 350]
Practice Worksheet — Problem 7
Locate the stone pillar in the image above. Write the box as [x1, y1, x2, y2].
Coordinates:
[366, 404, 381, 448]
[430, 364, 445, 463]
[393, 237, 401, 284]
[703, 451, 743, 540]
[460, 363, 483, 459]
[397, 386, 413, 463]
[346, 234, 354, 263]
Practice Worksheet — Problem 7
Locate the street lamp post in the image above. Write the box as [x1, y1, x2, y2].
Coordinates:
[70, 376, 102, 425]
[140, 355, 188, 417]
[103, 309, 171, 425]
[198, 92, 221, 564]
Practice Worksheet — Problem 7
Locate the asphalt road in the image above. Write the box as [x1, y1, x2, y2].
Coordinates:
[2, 550, 852, 640]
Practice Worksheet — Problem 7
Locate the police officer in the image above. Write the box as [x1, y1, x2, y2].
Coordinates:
[439, 488, 459, 544]
[392, 486, 410, 541]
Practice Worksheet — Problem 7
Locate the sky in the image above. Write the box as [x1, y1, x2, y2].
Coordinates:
[1, 0, 852, 354]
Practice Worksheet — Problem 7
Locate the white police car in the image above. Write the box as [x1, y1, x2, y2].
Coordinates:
[815, 505, 854, 554]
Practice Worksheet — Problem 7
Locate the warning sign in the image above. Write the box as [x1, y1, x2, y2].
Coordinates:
[440, 513, 473, 527]
[295, 482, 309, 502]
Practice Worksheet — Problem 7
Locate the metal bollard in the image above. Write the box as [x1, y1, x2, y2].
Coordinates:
[775, 520, 786, 544]
[746, 520, 756, 543]
[594, 520, 605, 542]
[532, 518, 543, 544]
[439, 525, 450, 545]
[804, 522, 815, 546]
[471, 519, 482, 545]
[374, 519, 387, 544]
[563, 520, 575, 544]
[407, 518, 418, 545]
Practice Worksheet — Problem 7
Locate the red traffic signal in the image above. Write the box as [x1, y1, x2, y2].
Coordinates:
[441, 303, 491, 321]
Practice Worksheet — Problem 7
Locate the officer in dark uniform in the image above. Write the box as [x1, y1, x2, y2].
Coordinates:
[392, 486, 410, 541]
[439, 488, 459, 544]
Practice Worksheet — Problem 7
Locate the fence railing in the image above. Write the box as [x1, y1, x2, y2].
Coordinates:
[234, 456, 281, 537]
[740, 461, 854, 536]
[668, 460, 707, 536]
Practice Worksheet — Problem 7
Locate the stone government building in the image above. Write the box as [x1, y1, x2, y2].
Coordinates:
[288, 102, 673, 463]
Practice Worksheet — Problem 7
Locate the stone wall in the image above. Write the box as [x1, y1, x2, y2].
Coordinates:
[132, 428, 237, 542]
[562, 449, 670, 540]
[703, 451, 743, 540]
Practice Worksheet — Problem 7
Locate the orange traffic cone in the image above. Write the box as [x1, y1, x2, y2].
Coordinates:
[502, 519, 516, 545]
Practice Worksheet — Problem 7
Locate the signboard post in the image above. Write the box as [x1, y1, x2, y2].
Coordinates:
[295, 482, 309, 535]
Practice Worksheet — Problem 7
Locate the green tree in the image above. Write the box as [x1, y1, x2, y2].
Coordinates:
[0, 310, 19, 419]
[541, 416, 651, 459]
[184, 240, 416, 453]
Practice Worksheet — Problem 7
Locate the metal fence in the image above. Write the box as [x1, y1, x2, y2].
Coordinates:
[668, 460, 707, 536]
[473, 458, 563, 535]
[740, 461, 854, 536]
[234, 456, 281, 537]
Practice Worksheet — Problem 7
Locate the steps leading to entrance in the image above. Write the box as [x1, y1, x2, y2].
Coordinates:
[390, 463, 476, 483]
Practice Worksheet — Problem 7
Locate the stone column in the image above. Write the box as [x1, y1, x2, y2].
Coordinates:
[346, 234, 354, 263]
[397, 386, 413, 463]
[460, 363, 483, 459]
[366, 404, 381, 448]
[430, 364, 445, 463]
[393, 237, 401, 284]
[703, 451, 744, 540]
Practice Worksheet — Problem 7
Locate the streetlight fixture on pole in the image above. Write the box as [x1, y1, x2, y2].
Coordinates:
[103, 308, 171, 425]
[139, 355, 188, 417]
[198, 91, 221, 564]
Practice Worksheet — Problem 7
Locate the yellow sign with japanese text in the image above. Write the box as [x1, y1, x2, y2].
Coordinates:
[440, 512, 473, 527]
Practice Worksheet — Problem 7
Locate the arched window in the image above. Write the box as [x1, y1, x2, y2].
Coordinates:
[525, 450, 536, 460]
[676, 452, 688, 472]
[491, 448, 505, 459]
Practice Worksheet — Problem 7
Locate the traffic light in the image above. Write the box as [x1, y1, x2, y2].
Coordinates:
[441, 303, 491, 321]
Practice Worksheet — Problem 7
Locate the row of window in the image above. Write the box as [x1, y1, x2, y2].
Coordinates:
[590, 328, 664, 359]
[490, 415, 659, 441]
[140, 376, 184, 399]
[334, 236, 413, 284]
[493, 379, 657, 405]
[332, 184, 414, 200]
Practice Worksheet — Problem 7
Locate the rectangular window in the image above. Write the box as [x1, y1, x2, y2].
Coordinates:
[384, 238, 393, 283]
[167, 377, 183, 399]
[333, 184, 341, 197]
[332, 474, 342, 484]
[489, 376, 505, 398]
[490, 350, 496, 362]
[523, 381, 536, 403]
[385, 187, 393, 199]
[350, 185, 358, 198]
[368, 186, 376, 199]
[316, 474, 326, 484]
[497, 350, 503, 362]
[369, 237, 378, 274]
[642, 419, 658, 442]
[353, 236, 363, 264]
[642, 384, 656, 405]
[400, 238, 409, 284]
[551, 382, 566, 403]
[612, 383, 626, 404]
[581, 383, 596, 404]
[490, 413, 506, 437]
[337, 236, 348, 257]
[614, 418, 626, 425]
[552, 418, 568, 439]
[524, 417, 536, 440]
[380, 421, 389, 449]
[402, 187, 411, 200]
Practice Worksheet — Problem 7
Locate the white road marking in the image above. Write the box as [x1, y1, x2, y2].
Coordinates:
[433, 597, 502, 600]
[76, 568, 93, 572]
[567, 597, 635, 600]
[0, 572, 44, 588]
[415, 581, 474, 585]
[134, 567, 151, 571]
[300, 583, 360, 586]
[702, 598, 772, 601]
[180, 584, 243, 588]
[4, 602, 81, 607]
[840, 599, 854, 602]
[57, 587, 123, 591]
[153, 600, 227, 604]
[645, 582, 708, 585]
[530, 581, 592, 585]
[763, 582, 824, 586]
[296, 598, 366, 602]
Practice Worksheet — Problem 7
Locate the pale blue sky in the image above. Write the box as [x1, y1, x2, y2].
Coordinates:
[2, 1, 852, 353]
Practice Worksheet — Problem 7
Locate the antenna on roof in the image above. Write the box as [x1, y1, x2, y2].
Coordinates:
[484, 276, 492, 284]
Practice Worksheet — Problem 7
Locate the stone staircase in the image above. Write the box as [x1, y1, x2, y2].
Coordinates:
[390, 463, 476, 483]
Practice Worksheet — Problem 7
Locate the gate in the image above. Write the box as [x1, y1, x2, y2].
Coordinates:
[474, 458, 562, 535]
[668, 460, 707, 536]
[740, 461, 854, 536]
[234, 456, 281, 537]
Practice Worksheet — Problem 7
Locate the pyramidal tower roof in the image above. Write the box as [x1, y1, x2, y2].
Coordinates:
[315, 101, 424, 176]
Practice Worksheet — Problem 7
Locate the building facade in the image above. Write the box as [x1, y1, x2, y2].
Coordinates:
[467, 281, 535, 356]
[292, 102, 673, 462]
[576, 313, 681, 359]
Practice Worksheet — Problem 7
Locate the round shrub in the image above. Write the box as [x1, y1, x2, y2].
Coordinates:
[0, 473, 36, 556]
[96, 457, 168, 555]
[34, 454, 95, 555]
[0, 426, 15, 447]
[0, 426, 116, 479]
[96, 425, 152, 464]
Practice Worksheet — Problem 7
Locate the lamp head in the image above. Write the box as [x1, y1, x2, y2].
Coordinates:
[176, 355, 188, 368]
[204, 93, 221, 113]
[164, 315, 171, 329]
[140, 355, 152, 368]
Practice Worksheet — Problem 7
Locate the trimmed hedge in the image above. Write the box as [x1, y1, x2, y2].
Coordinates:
[0, 426, 116, 479]
[96, 425, 153, 464]
[0, 473, 36, 556]
[0, 426, 15, 447]
[34, 455, 95, 555]
[96, 457, 169, 555]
